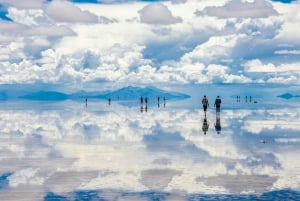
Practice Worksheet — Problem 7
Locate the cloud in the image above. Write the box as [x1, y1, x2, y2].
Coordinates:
[0, 0, 44, 9]
[45, 0, 99, 23]
[25, 25, 75, 36]
[243, 59, 300, 73]
[139, 3, 182, 25]
[275, 50, 300, 55]
[196, 0, 278, 18]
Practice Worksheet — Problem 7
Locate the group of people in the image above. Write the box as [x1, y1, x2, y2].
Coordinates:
[201, 95, 222, 135]
[202, 95, 222, 115]
[140, 96, 167, 110]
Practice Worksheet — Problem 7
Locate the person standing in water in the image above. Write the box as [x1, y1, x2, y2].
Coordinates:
[214, 96, 221, 112]
[202, 95, 209, 116]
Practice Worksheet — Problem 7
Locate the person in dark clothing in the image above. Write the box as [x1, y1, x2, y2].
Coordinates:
[140, 96, 143, 106]
[202, 95, 209, 115]
[214, 96, 221, 112]
[145, 97, 148, 106]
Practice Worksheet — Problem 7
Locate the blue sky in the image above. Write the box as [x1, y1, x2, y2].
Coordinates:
[0, 0, 299, 89]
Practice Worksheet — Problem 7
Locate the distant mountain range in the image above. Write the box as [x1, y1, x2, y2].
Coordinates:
[277, 93, 300, 99]
[2, 86, 190, 101]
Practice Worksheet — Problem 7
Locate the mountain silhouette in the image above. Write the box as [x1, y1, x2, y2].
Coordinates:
[277, 93, 300, 99]
[97, 86, 190, 100]
[17, 86, 190, 101]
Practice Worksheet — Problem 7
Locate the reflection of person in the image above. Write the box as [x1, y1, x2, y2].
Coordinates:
[202, 117, 209, 135]
[140, 105, 143, 113]
[214, 96, 221, 112]
[202, 95, 209, 115]
[215, 112, 221, 134]
[163, 96, 166, 108]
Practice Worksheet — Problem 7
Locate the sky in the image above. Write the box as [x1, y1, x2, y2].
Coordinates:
[0, 0, 300, 89]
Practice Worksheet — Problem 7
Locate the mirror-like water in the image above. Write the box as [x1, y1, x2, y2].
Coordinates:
[0, 85, 299, 200]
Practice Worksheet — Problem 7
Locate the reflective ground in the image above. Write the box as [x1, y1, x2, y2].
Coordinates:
[0, 85, 299, 201]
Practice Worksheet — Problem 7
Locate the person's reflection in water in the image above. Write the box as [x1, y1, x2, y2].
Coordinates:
[140, 105, 143, 113]
[140, 96, 144, 106]
[202, 116, 209, 135]
[215, 110, 222, 134]
[145, 106, 148, 112]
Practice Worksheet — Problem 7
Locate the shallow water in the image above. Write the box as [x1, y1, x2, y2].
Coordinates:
[0, 85, 299, 200]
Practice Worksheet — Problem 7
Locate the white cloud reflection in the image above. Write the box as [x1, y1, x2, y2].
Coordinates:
[0, 99, 299, 199]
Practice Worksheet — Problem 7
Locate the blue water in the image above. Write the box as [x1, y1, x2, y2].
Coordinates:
[0, 84, 299, 200]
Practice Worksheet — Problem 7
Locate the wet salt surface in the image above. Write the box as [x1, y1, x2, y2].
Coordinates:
[0, 85, 299, 200]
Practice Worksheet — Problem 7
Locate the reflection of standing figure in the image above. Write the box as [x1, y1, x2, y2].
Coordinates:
[215, 112, 221, 134]
[214, 96, 221, 112]
[145, 106, 148, 112]
[163, 96, 166, 108]
[202, 117, 209, 135]
[140, 105, 143, 113]
[202, 95, 209, 115]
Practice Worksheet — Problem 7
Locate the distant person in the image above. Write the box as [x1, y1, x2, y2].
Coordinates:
[85, 97, 87, 107]
[140, 105, 143, 113]
[108, 98, 111, 105]
[140, 96, 143, 106]
[145, 97, 148, 106]
[250, 96, 252, 103]
[214, 96, 221, 112]
[157, 96, 160, 108]
[163, 96, 166, 108]
[215, 112, 221, 134]
[202, 95, 209, 115]
[202, 117, 209, 135]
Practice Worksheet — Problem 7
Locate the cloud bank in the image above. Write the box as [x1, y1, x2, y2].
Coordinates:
[0, 0, 299, 87]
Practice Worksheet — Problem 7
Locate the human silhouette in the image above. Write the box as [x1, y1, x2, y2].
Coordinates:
[85, 97, 87, 107]
[108, 98, 111, 105]
[145, 105, 148, 112]
[214, 96, 221, 112]
[157, 96, 160, 108]
[250, 96, 252, 103]
[202, 116, 209, 135]
[202, 95, 209, 115]
[163, 96, 166, 108]
[140, 96, 144, 106]
[140, 105, 143, 113]
[145, 97, 148, 106]
[215, 111, 221, 134]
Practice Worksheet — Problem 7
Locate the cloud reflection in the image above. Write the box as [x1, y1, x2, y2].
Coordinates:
[0, 101, 299, 200]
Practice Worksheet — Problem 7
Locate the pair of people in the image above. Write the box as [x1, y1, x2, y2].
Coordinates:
[202, 95, 221, 115]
